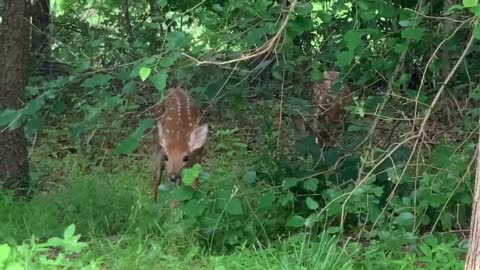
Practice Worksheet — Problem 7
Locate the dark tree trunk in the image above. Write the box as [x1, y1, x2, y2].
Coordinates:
[31, 0, 51, 76]
[0, 0, 32, 196]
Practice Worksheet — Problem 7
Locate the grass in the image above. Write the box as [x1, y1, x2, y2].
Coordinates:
[0, 140, 467, 269]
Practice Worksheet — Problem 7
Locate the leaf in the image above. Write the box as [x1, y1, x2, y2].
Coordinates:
[0, 109, 19, 127]
[258, 191, 275, 209]
[401, 28, 425, 41]
[303, 178, 319, 192]
[448, 4, 466, 12]
[394, 212, 414, 226]
[225, 197, 243, 215]
[182, 199, 207, 218]
[171, 186, 194, 201]
[139, 67, 152, 81]
[282, 177, 300, 190]
[344, 30, 363, 51]
[310, 67, 321, 81]
[336, 51, 354, 67]
[288, 16, 313, 36]
[279, 191, 294, 206]
[463, 0, 478, 7]
[80, 74, 112, 88]
[305, 197, 319, 210]
[151, 70, 168, 93]
[182, 164, 202, 186]
[159, 52, 180, 67]
[398, 20, 411, 27]
[5, 263, 23, 270]
[470, 5, 480, 17]
[115, 118, 155, 154]
[0, 244, 11, 264]
[122, 81, 137, 94]
[242, 171, 256, 185]
[305, 214, 321, 227]
[287, 215, 305, 227]
[474, 24, 480, 40]
[157, 0, 168, 8]
[63, 224, 76, 239]
[166, 31, 190, 48]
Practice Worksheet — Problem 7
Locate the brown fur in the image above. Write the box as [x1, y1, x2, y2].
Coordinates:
[152, 88, 207, 204]
[294, 71, 352, 145]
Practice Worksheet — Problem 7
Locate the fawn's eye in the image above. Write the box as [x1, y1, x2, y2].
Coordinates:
[164, 155, 169, 161]
[183, 155, 189, 162]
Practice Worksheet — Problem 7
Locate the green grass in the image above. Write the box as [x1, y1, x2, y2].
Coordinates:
[0, 144, 467, 269]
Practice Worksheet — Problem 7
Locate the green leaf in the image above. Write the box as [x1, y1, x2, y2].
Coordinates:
[115, 118, 155, 154]
[139, 67, 152, 81]
[401, 28, 425, 41]
[283, 177, 300, 190]
[287, 215, 305, 227]
[448, 4, 466, 12]
[182, 199, 207, 218]
[122, 81, 137, 94]
[63, 224, 76, 239]
[310, 67, 321, 81]
[80, 74, 112, 88]
[463, 0, 478, 7]
[166, 31, 190, 48]
[398, 20, 411, 27]
[242, 171, 256, 185]
[474, 24, 480, 39]
[171, 186, 194, 201]
[336, 51, 354, 67]
[394, 212, 414, 226]
[272, 70, 282, 80]
[288, 16, 313, 36]
[0, 109, 19, 127]
[151, 70, 168, 93]
[303, 178, 319, 192]
[5, 263, 23, 270]
[279, 191, 294, 206]
[157, 0, 168, 8]
[159, 52, 180, 67]
[0, 244, 11, 264]
[225, 198, 243, 215]
[258, 191, 275, 209]
[470, 5, 480, 16]
[305, 197, 319, 210]
[296, 3, 313, 15]
[182, 164, 202, 186]
[305, 214, 321, 227]
[344, 30, 363, 51]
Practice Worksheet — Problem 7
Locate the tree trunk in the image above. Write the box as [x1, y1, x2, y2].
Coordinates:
[0, 0, 31, 196]
[31, 0, 51, 76]
[465, 124, 480, 269]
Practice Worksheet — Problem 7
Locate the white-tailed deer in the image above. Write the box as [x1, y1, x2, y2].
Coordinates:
[152, 88, 208, 205]
[293, 71, 352, 145]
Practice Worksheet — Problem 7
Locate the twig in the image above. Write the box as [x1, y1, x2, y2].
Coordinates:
[182, 0, 298, 66]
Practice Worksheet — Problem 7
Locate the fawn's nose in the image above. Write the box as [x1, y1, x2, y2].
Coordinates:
[169, 174, 180, 183]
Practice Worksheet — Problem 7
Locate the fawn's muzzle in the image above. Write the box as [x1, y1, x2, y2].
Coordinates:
[169, 174, 181, 183]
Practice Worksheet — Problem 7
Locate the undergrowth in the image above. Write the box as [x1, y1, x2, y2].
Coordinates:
[0, 137, 468, 269]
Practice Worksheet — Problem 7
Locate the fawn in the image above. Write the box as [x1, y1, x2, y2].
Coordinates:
[152, 88, 208, 206]
[293, 71, 352, 145]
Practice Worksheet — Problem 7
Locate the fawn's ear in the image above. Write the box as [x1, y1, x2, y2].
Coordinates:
[189, 124, 208, 152]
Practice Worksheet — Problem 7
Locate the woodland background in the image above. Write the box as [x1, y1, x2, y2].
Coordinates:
[1, 0, 479, 269]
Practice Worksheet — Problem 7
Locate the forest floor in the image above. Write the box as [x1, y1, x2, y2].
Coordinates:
[0, 133, 467, 269]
